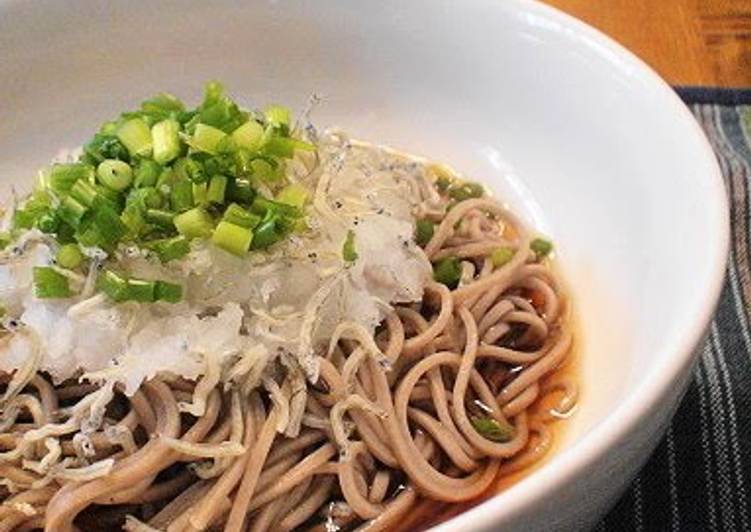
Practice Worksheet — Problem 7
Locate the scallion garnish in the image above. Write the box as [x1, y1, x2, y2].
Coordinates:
[415, 219, 435, 247]
[212, 221, 253, 256]
[342, 230, 358, 262]
[56, 244, 84, 270]
[96, 160, 133, 191]
[173, 207, 214, 239]
[117, 118, 153, 157]
[490, 246, 515, 268]
[433, 257, 461, 288]
[470, 415, 515, 443]
[33, 267, 72, 299]
[530, 238, 553, 260]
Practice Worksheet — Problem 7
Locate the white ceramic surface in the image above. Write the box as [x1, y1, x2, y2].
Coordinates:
[0, 1, 729, 530]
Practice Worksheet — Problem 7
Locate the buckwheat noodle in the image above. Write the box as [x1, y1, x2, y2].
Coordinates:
[0, 192, 575, 531]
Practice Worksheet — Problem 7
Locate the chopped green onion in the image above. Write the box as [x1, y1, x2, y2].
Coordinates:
[250, 217, 284, 250]
[231, 120, 264, 151]
[170, 180, 194, 212]
[36, 213, 59, 234]
[250, 158, 278, 181]
[49, 163, 94, 195]
[263, 105, 291, 128]
[97, 270, 128, 301]
[56, 244, 84, 269]
[126, 279, 156, 302]
[146, 236, 191, 262]
[415, 219, 435, 247]
[70, 179, 98, 207]
[491, 246, 515, 268]
[263, 137, 314, 158]
[76, 204, 127, 250]
[207, 175, 228, 204]
[192, 181, 208, 205]
[155, 280, 182, 303]
[117, 118, 153, 157]
[144, 209, 176, 228]
[81, 134, 130, 165]
[433, 257, 461, 288]
[448, 182, 484, 201]
[227, 178, 255, 205]
[151, 119, 181, 164]
[342, 230, 358, 262]
[58, 196, 88, 229]
[33, 267, 71, 299]
[530, 238, 553, 259]
[223, 203, 261, 229]
[141, 92, 185, 115]
[133, 159, 161, 188]
[173, 207, 214, 239]
[470, 415, 515, 443]
[212, 221, 253, 256]
[190, 124, 227, 154]
[96, 160, 133, 191]
[276, 184, 308, 209]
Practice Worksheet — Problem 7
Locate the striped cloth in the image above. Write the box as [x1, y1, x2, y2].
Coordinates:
[598, 88, 751, 532]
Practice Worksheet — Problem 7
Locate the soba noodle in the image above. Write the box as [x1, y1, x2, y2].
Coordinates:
[0, 183, 574, 531]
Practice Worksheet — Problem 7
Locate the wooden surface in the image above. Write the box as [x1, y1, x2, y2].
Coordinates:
[543, 0, 751, 87]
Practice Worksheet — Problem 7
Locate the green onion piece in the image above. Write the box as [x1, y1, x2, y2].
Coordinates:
[76, 204, 127, 250]
[212, 221, 253, 256]
[144, 209, 175, 228]
[470, 415, 515, 443]
[530, 238, 553, 259]
[133, 159, 162, 188]
[97, 270, 129, 301]
[448, 182, 484, 201]
[276, 184, 309, 209]
[58, 196, 88, 229]
[49, 163, 94, 195]
[491, 246, 515, 268]
[126, 279, 156, 302]
[174, 157, 206, 184]
[192, 182, 208, 205]
[415, 219, 435, 247]
[13, 193, 52, 230]
[70, 179, 98, 207]
[117, 118, 153, 157]
[141, 92, 185, 118]
[190, 124, 227, 154]
[227, 178, 255, 205]
[151, 119, 181, 164]
[207, 175, 228, 204]
[33, 267, 71, 299]
[56, 244, 84, 270]
[36, 213, 59, 234]
[223, 203, 261, 229]
[146, 236, 190, 262]
[263, 137, 314, 158]
[250, 217, 283, 250]
[250, 158, 278, 181]
[96, 160, 133, 191]
[231, 120, 264, 151]
[155, 280, 182, 303]
[433, 257, 461, 288]
[173, 207, 214, 239]
[132, 187, 163, 210]
[263, 105, 291, 128]
[120, 204, 146, 237]
[342, 230, 358, 262]
[170, 180, 194, 212]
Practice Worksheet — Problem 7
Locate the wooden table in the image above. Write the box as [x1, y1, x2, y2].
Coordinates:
[543, 0, 751, 87]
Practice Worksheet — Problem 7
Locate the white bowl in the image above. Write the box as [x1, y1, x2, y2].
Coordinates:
[0, 0, 728, 530]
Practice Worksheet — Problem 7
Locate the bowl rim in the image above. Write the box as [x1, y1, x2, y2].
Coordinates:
[434, 0, 730, 529]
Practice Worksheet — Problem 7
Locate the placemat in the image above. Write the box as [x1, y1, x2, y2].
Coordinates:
[598, 88, 751, 532]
